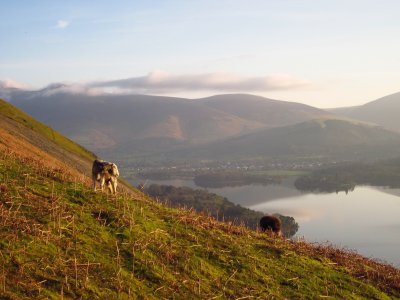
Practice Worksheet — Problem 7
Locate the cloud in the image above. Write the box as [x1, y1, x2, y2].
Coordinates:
[36, 82, 104, 97]
[0, 71, 311, 99]
[56, 20, 70, 29]
[0, 79, 31, 100]
[89, 71, 311, 94]
[0, 79, 30, 89]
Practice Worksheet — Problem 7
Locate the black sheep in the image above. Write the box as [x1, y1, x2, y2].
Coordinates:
[259, 215, 282, 236]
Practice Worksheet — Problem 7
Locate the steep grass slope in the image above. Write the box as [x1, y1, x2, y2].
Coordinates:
[0, 99, 399, 299]
[0, 99, 95, 175]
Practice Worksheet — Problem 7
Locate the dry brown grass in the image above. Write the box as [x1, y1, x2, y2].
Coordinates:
[0, 128, 86, 183]
[287, 238, 400, 294]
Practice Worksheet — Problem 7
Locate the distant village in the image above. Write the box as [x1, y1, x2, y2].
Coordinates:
[120, 158, 345, 180]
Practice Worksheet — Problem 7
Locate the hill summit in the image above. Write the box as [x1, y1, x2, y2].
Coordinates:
[331, 91, 400, 132]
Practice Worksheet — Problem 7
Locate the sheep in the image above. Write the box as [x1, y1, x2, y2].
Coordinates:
[259, 215, 282, 236]
[92, 159, 119, 194]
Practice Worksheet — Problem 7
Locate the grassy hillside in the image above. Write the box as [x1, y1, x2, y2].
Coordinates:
[197, 94, 332, 127]
[1, 100, 399, 298]
[330, 91, 400, 132]
[173, 118, 400, 161]
[0, 99, 94, 162]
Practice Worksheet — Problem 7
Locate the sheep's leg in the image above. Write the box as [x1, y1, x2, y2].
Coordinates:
[106, 180, 113, 194]
[92, 176, 97, 191]
[112, 179, 118, 195]
[100, 177, 105, 191]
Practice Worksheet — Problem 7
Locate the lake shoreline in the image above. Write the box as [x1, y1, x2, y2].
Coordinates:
[130, 177, 400, 267]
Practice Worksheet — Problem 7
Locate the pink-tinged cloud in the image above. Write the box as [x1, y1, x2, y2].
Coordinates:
[0, 72, 312, 97]
[89, 71, 312, 93]
[0, 79, 30, 89]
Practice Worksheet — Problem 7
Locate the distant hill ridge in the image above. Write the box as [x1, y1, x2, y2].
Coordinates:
[169, 118, 400, 161]
[5, 87, 400, 163]
[330, 91, 400, 132]
[197, 93, 331, 127]
[9, 93, 265, 151]
[5, 89, 331, 157]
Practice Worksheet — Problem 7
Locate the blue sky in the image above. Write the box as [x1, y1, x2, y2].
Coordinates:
[1, 0, 400, 107]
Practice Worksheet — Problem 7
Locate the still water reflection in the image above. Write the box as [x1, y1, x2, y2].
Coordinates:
[250, 186, 400, 267]
[134, 178, 400, 267]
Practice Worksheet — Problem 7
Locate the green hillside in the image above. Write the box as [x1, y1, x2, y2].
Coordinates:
[197, 94, 331, 126]
[0, 100, 399, 298]
[0, 99, 95, 162]
[175, 118, 400, 161]
[330, 91, 400, 132]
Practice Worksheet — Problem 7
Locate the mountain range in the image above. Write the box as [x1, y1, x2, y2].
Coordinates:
[11, 93, 264, 150]
[5, 87, 331, 157]
[3, 84, 400, 163]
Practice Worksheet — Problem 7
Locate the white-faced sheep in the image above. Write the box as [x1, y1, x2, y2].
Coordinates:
[92, 159, 120, 194]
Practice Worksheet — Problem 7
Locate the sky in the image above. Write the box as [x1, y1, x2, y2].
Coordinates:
[1, 0, 400, 108]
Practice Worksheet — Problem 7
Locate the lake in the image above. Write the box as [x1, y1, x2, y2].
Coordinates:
[133, 178, 400, 267]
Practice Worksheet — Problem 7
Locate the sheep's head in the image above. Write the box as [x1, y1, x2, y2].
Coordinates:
[110, 163, 119, 177]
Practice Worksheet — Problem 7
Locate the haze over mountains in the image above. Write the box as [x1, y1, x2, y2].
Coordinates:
[3, 83, 400, 163]
[330, 92, 400, 132]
